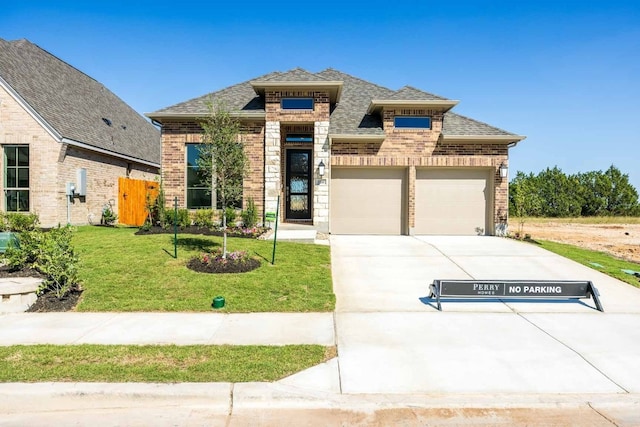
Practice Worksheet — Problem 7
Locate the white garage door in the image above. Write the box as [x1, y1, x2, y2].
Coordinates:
[415, 169, 490, 235]
[330, 168, 406, 234]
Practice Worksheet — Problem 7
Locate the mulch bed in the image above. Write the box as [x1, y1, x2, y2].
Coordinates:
[186, 257, 261, 274]
[135, 225, 268, 239]
[0, 265, 81, 312]
[26, 287, 83, 312]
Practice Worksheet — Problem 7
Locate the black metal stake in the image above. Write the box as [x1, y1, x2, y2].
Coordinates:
[271, 195, 280, 265]
[173, 196, 178, 259]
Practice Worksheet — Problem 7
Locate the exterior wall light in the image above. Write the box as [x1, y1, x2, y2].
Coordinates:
[318, 160, 325, 177]
[499, 162, 508, 179]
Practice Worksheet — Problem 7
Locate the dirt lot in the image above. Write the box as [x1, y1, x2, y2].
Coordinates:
[519, 220, 640, 264]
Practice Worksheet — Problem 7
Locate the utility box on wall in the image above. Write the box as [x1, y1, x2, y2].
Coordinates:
[76, 168, 87, 196]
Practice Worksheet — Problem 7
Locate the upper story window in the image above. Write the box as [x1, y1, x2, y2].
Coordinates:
[394, 116, 431, 129]
[281, 98, 314, 110]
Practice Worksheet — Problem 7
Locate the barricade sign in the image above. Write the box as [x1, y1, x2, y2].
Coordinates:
[429, 280, 603, 312]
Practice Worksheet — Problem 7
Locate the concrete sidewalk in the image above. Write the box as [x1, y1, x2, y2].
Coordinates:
[0, 312, 335, 346]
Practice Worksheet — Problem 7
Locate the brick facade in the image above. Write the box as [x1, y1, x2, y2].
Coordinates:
[331, 107, 509, 234]
[0, 84, 158, 227]
[160, 120, 265, 216]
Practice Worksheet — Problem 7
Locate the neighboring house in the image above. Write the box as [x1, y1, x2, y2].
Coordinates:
[0, 38, 160, 227]
[148, 68, 525, 236]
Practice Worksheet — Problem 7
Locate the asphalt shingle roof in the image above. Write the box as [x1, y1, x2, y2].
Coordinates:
[442, 112, 514, 136]
[151, 67, 520, 138]
[386, 85, 448, 101]
[254, 68, 330, 82]
[0, 38, 160, 165]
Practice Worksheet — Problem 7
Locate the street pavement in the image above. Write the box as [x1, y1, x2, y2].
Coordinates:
[2, 235, 640, 425]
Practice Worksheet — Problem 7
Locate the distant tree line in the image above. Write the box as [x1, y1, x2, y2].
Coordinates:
[509, 165, 640, 217]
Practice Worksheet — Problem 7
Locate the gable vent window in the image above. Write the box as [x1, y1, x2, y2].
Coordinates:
[281, 98, 314, 110]
[394, 116, 431, 129]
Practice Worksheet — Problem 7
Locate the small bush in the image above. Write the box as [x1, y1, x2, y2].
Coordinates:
[241, 198, 258, 229]
[101, 205, 118, 226]
[164, 208, 191, 228]
[6, 226, 79, 299]
[6, 213, 40, 232]
[192, 209, 214, 228]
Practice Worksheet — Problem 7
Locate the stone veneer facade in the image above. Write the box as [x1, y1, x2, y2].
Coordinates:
[0, 85, 158, 227]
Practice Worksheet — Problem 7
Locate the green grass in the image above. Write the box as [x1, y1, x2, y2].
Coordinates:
[536, 239, 640, 288]
[512, 216, 640, 224]
[0, 344, 335, 382]
[73, 226, 334, 312]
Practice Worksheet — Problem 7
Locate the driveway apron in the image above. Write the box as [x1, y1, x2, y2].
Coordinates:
[331, 235, 640, 394]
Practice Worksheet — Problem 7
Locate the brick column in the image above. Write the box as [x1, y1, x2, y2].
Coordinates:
[264, 121, 281, 219]
[313, 121, 330, 232]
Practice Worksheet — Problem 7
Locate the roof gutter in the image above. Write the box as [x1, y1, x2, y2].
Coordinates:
[368, 99, 459, 114]
[442, 134, 527, 144]
[61, 138, 160, 169]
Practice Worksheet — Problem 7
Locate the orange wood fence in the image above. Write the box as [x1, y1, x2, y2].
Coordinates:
[118, 178, 159, 226]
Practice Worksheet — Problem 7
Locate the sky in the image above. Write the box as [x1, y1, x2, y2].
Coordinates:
[2, 1, 639, 190]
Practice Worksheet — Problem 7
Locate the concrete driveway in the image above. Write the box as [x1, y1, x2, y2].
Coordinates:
[331, 235, 640, 394]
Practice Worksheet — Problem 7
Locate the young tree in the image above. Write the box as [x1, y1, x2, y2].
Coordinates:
[509, 171, 542, 236]
[197, 101, 248, 257]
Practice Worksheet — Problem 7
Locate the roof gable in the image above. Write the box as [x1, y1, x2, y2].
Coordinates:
[0, 38, 160, 165]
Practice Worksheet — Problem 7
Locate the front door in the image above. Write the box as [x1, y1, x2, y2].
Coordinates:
[285, 149, 312, 220]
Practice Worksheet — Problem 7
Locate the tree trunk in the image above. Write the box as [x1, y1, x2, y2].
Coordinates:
[222, 208, 227, 259]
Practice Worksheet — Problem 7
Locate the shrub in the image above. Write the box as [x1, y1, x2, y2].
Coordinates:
[222, 207, 237, 227]
[6, 226, 79, 299]
[101, 205, 118, 226]
[164, 208, 191, 228]
[241, 197, 258, 229]
[0, 212, 40, 232]
[192, 209, 214, 228]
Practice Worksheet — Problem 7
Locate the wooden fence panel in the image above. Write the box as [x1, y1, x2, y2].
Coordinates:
[118, 178, 159, 226]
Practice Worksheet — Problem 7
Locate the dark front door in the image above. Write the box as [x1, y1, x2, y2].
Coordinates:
[285, 149, 312, 220]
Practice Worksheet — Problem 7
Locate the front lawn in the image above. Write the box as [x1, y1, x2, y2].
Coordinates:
[537, 239, 640, 288]
[73, 226, 334, 312]
[0, 344, 335, 382]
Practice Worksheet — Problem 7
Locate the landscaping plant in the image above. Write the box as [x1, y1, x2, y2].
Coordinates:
[6, 225, 79, 298]
[197, 101, 248, 258]
[241, 197, 258, 228]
